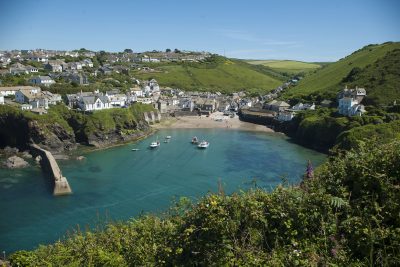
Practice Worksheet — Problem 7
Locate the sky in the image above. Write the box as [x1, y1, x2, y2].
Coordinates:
[0, 0, 399, 61]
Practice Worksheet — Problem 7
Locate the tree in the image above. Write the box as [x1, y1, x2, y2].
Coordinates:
[166, 48, 171, 53]
[174, 48, 181, 53]
[124, 49, 133, 53]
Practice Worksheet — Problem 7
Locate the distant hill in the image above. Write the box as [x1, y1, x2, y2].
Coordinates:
[282, 42, 400, 104]
[245, 60, 323, 74]
[132, 55, 285, 94]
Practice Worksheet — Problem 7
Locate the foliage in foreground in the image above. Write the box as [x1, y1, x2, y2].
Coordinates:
[10, 141, 400, 266]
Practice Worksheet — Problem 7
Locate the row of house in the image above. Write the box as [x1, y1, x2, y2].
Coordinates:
[66, 88, 138, 111]
[0, 86, 62, 111]
[44, 59, 93, 72]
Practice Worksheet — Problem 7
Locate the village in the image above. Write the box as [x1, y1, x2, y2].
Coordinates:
[0, 49, 367, 121]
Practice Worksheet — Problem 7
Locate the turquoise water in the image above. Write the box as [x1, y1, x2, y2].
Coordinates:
[0, 129, 326, 252]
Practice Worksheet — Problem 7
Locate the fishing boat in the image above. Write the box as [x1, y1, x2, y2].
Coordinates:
[197, 140, 209, 149]
[165, 135, 172, 139]
[149, 141, 160, 148]
[131, 148, 140, 151]
[191, 136, 199, 144]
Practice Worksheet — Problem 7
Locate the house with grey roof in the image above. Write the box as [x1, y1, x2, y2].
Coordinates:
[338, 86, 367, 116]
[44, 60, 64, 72]
[29, 76, 56, 87]
[0, 86, 40, 96]
[78, 95, 111, 111]
[64, 73, 89, 85]
[264, 100, 290, 112]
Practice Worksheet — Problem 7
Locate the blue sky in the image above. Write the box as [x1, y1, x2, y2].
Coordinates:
[0, 0, 399, 61]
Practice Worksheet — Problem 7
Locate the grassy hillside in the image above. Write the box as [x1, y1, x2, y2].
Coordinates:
[283, 42, 400, 102]
[246, 60, 322, 74]
[344, 48, 400, 105]
[133, 55, 285, 94]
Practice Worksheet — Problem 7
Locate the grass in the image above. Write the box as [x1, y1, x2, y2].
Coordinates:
[245, 60, 322, 74]
[132, 56, 284, 94]
[282, 42, 400, 101]
[345, 48, 400, 105]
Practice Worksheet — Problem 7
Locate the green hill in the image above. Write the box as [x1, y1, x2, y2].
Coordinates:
[343, 48, 400, 105]
[283, 42, 400, 103]
[132, 55, 285, 94]
[246, 60, 323, 74]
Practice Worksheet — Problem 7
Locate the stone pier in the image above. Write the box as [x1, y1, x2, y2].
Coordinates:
[30, 144, 72, 196]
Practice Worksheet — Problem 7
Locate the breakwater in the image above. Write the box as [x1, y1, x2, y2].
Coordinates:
[30, 144, 72, 196]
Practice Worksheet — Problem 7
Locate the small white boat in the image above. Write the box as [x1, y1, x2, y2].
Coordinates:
[131, 148, 140, 151]
[149, 141, 160, 148]
[165, 136, 172, 139]
[198, 140, 209, 149]
[163, 140, 169, 143]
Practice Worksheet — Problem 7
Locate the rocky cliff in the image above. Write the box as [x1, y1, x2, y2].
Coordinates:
[0, 104, 155, 153]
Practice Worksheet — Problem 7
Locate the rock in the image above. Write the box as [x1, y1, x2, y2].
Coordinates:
[3, 146, 19, 154]
[21, 151, 33, 159]
[53, 154, 69, 160]
[76, 156, 85, 160]
[35, 155, 42, 162]
[4, 156, 29, 169]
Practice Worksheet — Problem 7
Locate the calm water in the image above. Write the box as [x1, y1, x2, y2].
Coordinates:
[0, 129, 326, 252]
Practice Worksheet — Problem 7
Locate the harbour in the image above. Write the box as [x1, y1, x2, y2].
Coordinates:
[0, 129, 326, 253]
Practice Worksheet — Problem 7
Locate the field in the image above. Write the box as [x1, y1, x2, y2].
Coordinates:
[132, 56, 285, 94]
[246, 60, 322, 74]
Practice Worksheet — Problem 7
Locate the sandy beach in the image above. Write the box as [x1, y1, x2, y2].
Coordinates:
[153, 112, 274, 133]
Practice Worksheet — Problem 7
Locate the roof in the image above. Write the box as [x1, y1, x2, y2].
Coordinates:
[17, 89, 37, 100]
[98, 95, 110, 103]
[31, 76, 53, 81]
[272, 101, 290, 107]
[81, 96, 96, 104]
[0, 86, 40, 92]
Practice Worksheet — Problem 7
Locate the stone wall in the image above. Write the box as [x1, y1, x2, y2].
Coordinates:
[30, 144, 72, 196]
[143, 111, 161, 124]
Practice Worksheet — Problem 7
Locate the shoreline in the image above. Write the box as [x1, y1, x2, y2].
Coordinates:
[57, 129, 156, 158]
[52, 112, 279, 159]
[152, 112, 275, 133]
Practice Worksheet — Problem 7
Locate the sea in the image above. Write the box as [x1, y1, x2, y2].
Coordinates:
[0, 128, 326, 253]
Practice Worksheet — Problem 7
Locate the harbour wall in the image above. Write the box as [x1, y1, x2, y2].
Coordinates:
[144, 111, 161, 124]
[30, 144, 72, 196]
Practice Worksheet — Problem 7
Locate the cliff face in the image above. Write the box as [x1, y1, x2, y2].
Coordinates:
[28, 120, 77, 153]
[86, 120, 151, 148]
[0, 109, 76, 153]
[0, 104, 155, 153]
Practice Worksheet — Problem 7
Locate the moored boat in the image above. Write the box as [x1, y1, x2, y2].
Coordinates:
[165, 136, 172, 139]
[149, 141, 160, 148]
[197, 140, 209, 149]
[191, 136, 199, 144]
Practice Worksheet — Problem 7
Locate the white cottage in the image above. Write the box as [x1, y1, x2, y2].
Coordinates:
[78, 95, 111, 111]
